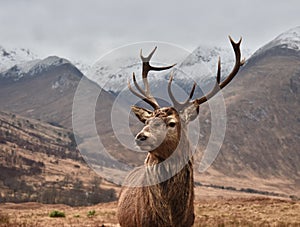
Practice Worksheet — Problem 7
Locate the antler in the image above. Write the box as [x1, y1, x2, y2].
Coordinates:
[168, 36, 245, 111]
[128, 46, 176, 110]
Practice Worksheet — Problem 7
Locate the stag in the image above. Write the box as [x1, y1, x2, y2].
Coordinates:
[117, 37, 244, 227]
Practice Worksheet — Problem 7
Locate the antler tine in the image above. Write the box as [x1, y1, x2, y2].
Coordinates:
[195, 57, 221, 104]
[132, 72, 147, 97]
[128, 73, 160, 110]
[219, 36, 243, 89]
[195, 36, 244, 105]
[128, 47, 176, 110]
[168, 73, 197, 111]
[140, 46, 157, 63]
[168, 74, 181, 108]
[140, 46, 176, 96]
[140, 47, 176, 77]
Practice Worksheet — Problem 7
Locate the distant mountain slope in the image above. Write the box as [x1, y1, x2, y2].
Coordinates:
[0, 56, 118, 128]
[0, 56, 84, 127]
[0, 27, 299, 198]
[88, 43, 251, 94]
[247, 26, 300, 66]
[0, 111, 117, 205]
[195, 27, 300, 196]
[0, 56, 71, 81]
[0, 46, 38, 72]
[0, 55, 146, 174]
[175, 44, 251, 83]
[258, 26, 300, 52]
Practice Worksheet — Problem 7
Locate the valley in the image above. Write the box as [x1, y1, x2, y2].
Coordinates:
[0, 26, 300, 226]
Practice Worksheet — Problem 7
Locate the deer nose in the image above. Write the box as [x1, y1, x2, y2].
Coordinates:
[136, 133, 148, 142]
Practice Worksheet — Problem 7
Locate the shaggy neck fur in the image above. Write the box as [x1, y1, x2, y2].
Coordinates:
[118, 126, 195, 227]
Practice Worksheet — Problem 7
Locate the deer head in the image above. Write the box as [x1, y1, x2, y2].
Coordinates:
[128, 37, 244, 161]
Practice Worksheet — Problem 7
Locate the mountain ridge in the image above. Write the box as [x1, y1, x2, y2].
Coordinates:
[0, 26, 300, 201]
[246, 26, 300, 68]
[0, 46, 38, 73]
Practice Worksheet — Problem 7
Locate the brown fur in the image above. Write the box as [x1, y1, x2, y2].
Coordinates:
[117, 108, 195, 227]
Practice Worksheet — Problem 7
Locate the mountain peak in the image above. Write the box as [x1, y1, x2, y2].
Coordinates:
[40, 56, 70, 66]
[251, 26, 300, 60]
[273, 26, 300, 50]
[0, 55, 74, 81]
[0, 46, 38, 72]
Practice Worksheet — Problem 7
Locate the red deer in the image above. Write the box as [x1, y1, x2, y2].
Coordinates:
[117, 37, 244, 227]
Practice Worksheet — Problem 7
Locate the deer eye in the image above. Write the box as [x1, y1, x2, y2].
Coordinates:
[168, 122, 176, 128]
[166, 110, 173, 116]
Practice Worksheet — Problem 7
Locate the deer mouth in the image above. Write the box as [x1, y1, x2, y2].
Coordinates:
[135, 137, 163, 151]
[135, 140, 155, 151]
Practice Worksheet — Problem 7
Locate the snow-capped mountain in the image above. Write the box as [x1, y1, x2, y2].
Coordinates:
[87, 44, 251, 95]
[0, 45, 88, 81]
[274, 26, 300, 50]
[174, 45, 251, 87]
[88, 56, 145, 93]
[0, 55, 90, 129]
[0, 46, 38, 72]
[0, 56, 74, 81]
[73, 60, 91, 76]
[251, 26, 300, 59]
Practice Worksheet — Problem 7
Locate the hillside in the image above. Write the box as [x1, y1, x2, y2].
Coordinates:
[0, 56, 87, 127]
[194, 28, 300, 197]
[0, 55, 144, 163]
[0, 27, 299, 201]
[0, 111, 118, 206]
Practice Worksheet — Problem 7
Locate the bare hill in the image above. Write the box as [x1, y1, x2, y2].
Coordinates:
[0, 56, 145, 168]
[0, 57, 113, 128]
[0, 111, 118, 206]
[195, 43, 300, 197]
[0, 29, 299, 199]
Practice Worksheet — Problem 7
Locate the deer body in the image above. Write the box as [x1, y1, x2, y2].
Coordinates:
[118, 108, 195, 227]
[118, 160, 194, 226]
[117, 37, 244, 227]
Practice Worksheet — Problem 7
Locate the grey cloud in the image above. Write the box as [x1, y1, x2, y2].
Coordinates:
[0, 0, 299, 63]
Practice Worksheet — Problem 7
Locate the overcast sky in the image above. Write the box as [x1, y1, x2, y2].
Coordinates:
[0, 0, 299, 64]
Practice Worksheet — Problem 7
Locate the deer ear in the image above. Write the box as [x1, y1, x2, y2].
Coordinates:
[131, 106, 153, 123]
[179, 102, 199, 123]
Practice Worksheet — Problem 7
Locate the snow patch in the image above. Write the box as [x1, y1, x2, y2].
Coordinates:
[274, 26, 300, 50]
[0, 46, 38, 72]
[73, 61, 91, 76]
[252, 26, 300, 57]
[0, 56, 71, 81]
[88, 45, 251, 93]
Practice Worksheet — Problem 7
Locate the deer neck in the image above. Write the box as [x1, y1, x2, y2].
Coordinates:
[144, 127, 194, 185]
[144, 134, 194, 226]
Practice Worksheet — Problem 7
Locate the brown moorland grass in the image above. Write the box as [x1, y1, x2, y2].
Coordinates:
[0, 197, 300, 227]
